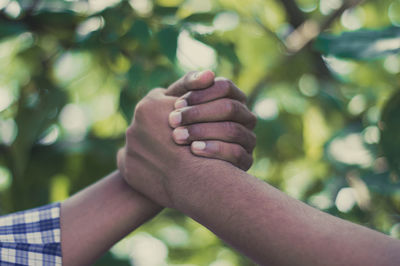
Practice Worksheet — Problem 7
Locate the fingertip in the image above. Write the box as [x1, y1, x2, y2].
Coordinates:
[191, 141, 207, 153]
[190, 70, 215, 89]
[173, 127, 189, 143]
[169, 111, 182, 128]
[175, 99, 187, 109]
[200, 70, 215, 86]
[202, 69, 215, 79]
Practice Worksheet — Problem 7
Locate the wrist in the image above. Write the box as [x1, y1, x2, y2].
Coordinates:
[170, 158, 238, 213]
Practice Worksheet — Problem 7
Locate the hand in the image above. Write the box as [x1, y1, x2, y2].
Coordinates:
[169, 77, 256, 170]
[118, 71, 256, 208]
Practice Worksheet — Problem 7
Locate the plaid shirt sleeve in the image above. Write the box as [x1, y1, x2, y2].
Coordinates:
[0, 203, 62, 266]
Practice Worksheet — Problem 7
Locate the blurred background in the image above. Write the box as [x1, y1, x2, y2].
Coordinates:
[0, 0, 399, 265]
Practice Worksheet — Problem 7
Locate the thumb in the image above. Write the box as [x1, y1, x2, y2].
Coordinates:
[165, 70, 215, 97]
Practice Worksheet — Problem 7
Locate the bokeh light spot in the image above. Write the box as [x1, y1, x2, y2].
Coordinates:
[4, 0, 21, 18]
[335, 187, 357, 212]
[328, 133, 373, 167]
[389, 1, 400, 26]
[309, 193, 333, 210]
[254, 98, 279, 120]
[341, 8, 364, 30]
[158, 225, 189, 248]
[88, 0, 121, 12]
[213, 12, 239, 31]
[54, 52, 91, 84]
[299, 74, 319, 97]
[0, 166, 12, 191]
[177, 30, 217, 70]
[323, 56, 354, 75]
[59, 104, 89, 141]
[39, 125, 60, 145]
[129, 0, 153, 15]
[0, 0, 9, 9]
[319, 0, 342, 15]
[348, 94, 367, 116]
[0, 87, 14, 112]
[184, 0, 212, 13]
[390, 223, 400, 239]
[296, 0, 318, 13]
[384, 55, 400, 74]
[0, 119, 17, 145]
[130, 233, 168, 266]
[76, 17, 104, 38]
[363, 126, 380, 145]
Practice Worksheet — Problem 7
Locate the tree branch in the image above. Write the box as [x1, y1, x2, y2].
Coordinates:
[247, 0, 365, 108]
[279, 0, 306, 28]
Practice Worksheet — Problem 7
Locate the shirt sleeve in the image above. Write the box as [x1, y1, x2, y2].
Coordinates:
[0, 203, 62, 266]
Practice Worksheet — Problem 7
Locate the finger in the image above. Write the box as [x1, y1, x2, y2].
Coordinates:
[175, 77, 247, 109]
[191, 140, 253, 171]
[165, 70, 215, 97]
[169, 98, 257, 129]
[117, 147, 126, 175]
[172, 122, 256, 153]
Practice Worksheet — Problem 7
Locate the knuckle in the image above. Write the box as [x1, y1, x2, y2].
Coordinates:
[234, 149, 251, 170]
[188, 124, 205, 138]
[126, 125, 135, 138]
[249, 131, 257, 150]
[216, 78, 232, 95]
[210, 142, 222, 155]
[242, 156, 253, 170]
[251, 111, 257, 123]
[222, 99, 238, 117]
[134, 100, 147, 120]
[146, 88, 161, 98]
[185, 91, 197, 105]
[225, 122, 243, 141]
[247, 111, 258, 129]
[152, 88, 165, 95]
[186, 106, 200, 121]
[184, 71, 197, 88]
[232, 145, 246, 165]
[125, 126, 140, 148]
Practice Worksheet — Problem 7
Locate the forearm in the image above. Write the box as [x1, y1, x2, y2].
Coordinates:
[175, 162, 400, 265]
[60, 171, 162, 266]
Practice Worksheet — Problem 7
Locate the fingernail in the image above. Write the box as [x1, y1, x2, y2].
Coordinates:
[174, 128, 189, 141]
[192, 141, 206, 151]
[169, 111, 182, 127]
[175, 99, 187, 109]
[191, 71, 201, 81]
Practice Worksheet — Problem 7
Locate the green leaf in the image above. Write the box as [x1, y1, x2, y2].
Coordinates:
[147, 66, 175, 89]
[214, 42, 240, 65]
[157, 27, 179, 62]
[193, 33, 241, 65]
[32, 10, 84, 28]
[127, 64, 145, 89]
[362, 173, 400, 195]
[126, 20, 151, 44]
[153, 6, 179, 16]
[314, 26, 400, 60]
[380, 89, 400, 176]
[0, 22, 27, 40]
[182, 13, 216, 24]
[119, 89, 136, 122]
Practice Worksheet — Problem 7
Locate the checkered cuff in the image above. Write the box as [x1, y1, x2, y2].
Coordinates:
[0, 203, 62, 265]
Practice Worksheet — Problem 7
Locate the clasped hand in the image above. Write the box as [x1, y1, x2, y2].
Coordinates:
[117, 70, 256, 208]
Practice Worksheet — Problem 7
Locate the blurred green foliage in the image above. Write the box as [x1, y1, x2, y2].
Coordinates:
[0, 0, 399, 265]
